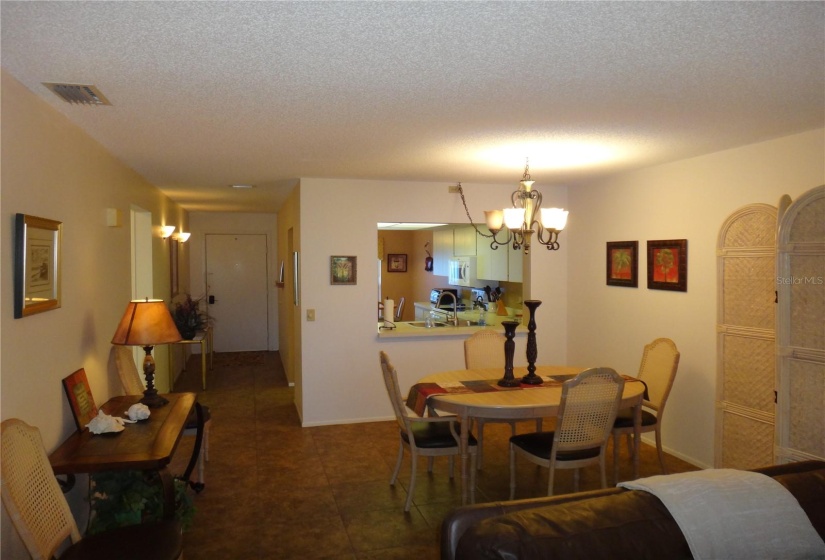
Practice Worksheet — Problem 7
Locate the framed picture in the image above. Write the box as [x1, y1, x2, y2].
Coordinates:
[647, 239, 688, 292]
[387, 253, 407, 273]
[62, 368, 98, 431]
[14, 213, 63, 318]
[606, 241, 638, 287]
[330, 256, 357, 285]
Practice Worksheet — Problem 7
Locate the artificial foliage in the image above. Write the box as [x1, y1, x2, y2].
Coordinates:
[171, 294, 207, 340]
[88, 470, 195, 534]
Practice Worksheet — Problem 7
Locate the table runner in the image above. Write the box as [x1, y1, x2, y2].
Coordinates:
[406, 375, 647, 416]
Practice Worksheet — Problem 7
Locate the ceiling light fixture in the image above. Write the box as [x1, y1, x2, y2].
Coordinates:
[457, 158, 568, 254]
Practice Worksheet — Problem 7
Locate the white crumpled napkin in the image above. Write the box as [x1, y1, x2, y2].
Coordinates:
[86, 410, 132, 434]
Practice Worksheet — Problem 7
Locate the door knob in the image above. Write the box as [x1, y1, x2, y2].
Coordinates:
[208, 295, 216, 304]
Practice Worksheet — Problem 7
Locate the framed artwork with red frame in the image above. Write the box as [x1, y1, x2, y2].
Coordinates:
[606, 241, 638, 287]
[62, 368, 98, 431]
[647, 239, 688, 292]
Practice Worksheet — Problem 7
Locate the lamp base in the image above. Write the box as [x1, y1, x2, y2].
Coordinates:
[140, 391, 169, 408]
[141, 345, 168, 408]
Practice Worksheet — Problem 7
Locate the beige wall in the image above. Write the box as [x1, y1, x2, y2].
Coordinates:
[566, 128, 825, 468]
[1, 71, 188, 556]
[294, 178, 566, 426]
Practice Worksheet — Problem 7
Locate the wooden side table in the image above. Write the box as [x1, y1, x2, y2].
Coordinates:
[173, 326, 213, 390]
[49, 393, 196, 517]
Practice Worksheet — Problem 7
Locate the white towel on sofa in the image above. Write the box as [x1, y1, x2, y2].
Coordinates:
[619, 469, 825, 560]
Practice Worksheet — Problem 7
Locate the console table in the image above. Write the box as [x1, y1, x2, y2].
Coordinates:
[49, 392, 196, 517]
[172, 326, 213, 390]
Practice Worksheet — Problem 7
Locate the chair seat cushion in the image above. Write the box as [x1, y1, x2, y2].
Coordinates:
[402, 421, 478, 449]
[184, 404, 211, 430]
[613, 409, 657, 429]
[510, 431, 601, 461]
[61, 520, 183, 560]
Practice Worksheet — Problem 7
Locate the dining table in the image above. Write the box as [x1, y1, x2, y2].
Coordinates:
[411, 365, 646, 505]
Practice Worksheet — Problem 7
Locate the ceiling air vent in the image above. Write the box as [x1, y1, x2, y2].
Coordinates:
[43, 83, 111, 106]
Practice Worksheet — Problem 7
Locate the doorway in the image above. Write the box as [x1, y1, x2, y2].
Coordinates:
[205, 234, 269, 352]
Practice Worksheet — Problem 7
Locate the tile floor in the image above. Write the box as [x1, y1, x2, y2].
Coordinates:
[170, 350, 698, 559]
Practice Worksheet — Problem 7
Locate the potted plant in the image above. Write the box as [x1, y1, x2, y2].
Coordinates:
[88, 471, 195, 534]
[171, 294, 207, 340]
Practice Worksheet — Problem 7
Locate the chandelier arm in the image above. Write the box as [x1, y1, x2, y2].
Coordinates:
[457, 184, 494, 238]
[489, 228, 513, 250]
[535, 226, 561, 250]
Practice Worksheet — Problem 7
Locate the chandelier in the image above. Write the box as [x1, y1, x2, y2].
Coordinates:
[458, 159, 569, 254]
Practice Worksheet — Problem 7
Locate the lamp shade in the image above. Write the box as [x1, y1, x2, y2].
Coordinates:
[504, 208, 526, 230]
[484, 210, 504, 231]
[112, 299, 182, 346]
[540, 208, 569, 231]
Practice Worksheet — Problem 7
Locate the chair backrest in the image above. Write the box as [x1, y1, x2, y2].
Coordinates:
[379, 351, 411, 434]
[555, 367, 625, 453]
[1, 419, 81, 560]
[637, 338, 680, 412]
[463, 330, 506, 370]
[114, 345, 145, 396]
[394, 297, 405, 321]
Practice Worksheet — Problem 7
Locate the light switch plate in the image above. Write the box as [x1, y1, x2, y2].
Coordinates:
[307, 309, 315, 321]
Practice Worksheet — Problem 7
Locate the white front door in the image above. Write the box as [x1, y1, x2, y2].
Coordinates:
[205, 234, 269, 352]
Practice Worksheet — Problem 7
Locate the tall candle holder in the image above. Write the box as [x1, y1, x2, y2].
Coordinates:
[498, 321, 521, 387]
[521, 300, 543, 385]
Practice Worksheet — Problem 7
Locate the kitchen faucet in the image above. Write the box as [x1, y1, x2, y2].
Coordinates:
[435, 292, 460, 327]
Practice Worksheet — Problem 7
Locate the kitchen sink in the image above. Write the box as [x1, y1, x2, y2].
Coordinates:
[407, 321, 450, 328]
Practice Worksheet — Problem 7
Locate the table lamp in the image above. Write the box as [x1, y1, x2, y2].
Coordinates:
[111, 298, 182, 407]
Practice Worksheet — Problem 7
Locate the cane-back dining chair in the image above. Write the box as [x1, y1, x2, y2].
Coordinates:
[379, 351, 478, 512]
[612, 337, 680, 482]
[464, 330, 542, 469]
[510, 367, 625, 498]
[114, 345, 210, 486]
[1, 419, 183, 560]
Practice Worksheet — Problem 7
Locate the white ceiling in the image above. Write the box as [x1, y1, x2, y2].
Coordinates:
[2, 1, 823, 213]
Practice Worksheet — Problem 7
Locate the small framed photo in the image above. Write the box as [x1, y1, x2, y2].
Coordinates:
[331, 256, 357, 285]
[606, 241, 638, 287]
[14, 214, 63, 318]
[387, 253, 407, 273]
[647, 239, 688, 292]
[62, 368, 98, 431]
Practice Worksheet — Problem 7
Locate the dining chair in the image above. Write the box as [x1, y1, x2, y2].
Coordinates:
[379, 351, 478, 512]
[394, 297, 405, 321]
[464, 330, 542, 469]
[509, 367, 625, 499]
[1, 418, 183, 560]
[612, 337, 680, 482]
[114, 345, 210, 487]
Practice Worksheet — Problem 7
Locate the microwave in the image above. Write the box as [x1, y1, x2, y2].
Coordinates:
[448, 257, 477, 287]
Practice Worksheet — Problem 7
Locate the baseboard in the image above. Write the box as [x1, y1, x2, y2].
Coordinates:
[301, 415, 395, 427]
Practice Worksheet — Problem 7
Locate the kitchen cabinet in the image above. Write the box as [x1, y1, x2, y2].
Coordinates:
[476, 226, 523, 282]
[453, 226, 477, 256]
[476, 226, 508, 281]
[433, 228, 453, 277]
[508, 242, 523, 282]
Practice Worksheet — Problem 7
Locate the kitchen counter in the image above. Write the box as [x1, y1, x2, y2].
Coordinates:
[412, 301, 521, 325]
[377, 316, 527, 339]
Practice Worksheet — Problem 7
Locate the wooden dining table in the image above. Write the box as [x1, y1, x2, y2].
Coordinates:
[413, 366, 645, 505]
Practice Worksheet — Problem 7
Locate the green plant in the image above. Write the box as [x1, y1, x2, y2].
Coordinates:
[171, 294, 206, 340]
[88, 471, 195, 535]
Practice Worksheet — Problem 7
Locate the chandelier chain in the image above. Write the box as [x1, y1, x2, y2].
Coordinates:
[457, 183, 494, 238]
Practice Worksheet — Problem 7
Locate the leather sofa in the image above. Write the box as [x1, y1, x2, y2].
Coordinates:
[441, 460, 825, 559]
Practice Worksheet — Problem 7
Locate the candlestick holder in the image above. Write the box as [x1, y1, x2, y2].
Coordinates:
[498, 321, 521, 387]
[521, 300, 543, 385]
